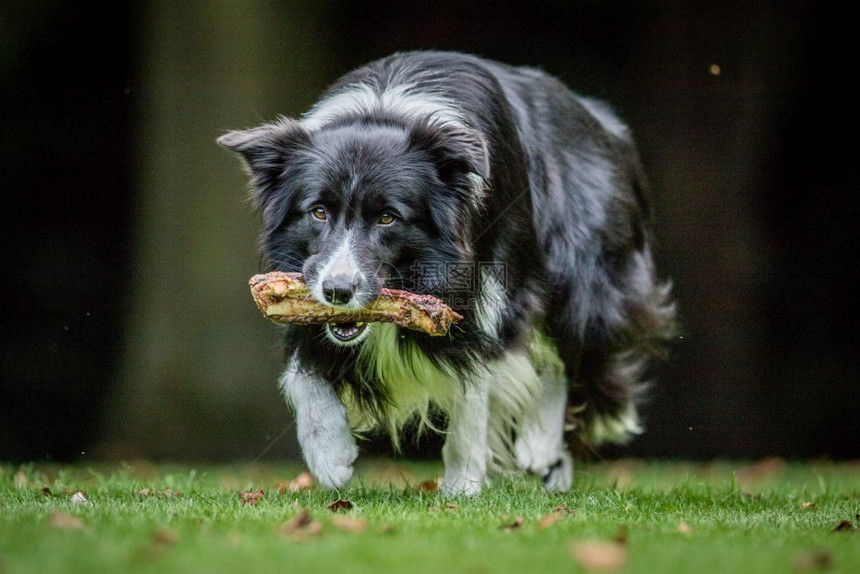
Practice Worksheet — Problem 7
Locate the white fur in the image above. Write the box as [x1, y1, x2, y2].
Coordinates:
[301, 81, 490, 212]
[441, 379, 491, 495]
[513, 373, 573, 491]
[278, 359, 358, 489]
[301, 82, 468, 132]
[348, 321, 564, 494]
[475, 268, 506, 340]
[484, 350, 549, 474]
[312, 230, 366, 310]
[283, 273, 578, 494]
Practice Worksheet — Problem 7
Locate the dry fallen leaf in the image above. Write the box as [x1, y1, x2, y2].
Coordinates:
[501, 516, 524, 532]
[331, 515, 368, 532]
[444, 502, 458, 512]
[570, 540, 628, 571]
[281, 509, 323, 541]
[800, 501, 817, 511]
[676, 522, 692, 535]
[49, 511, 85, 530]
[537, 512, 566, 531]
[553, 504, 575, 514]
[793, 549, 834, 571]
[416, 479, 440, 493]
[832, 520, 855, 533]
[40, 486, 53, 497]
[277, 471, 314, 495]
[326, 498, 354, 512]
[239, 489, 265, 506]
[152, 528, 180, 546]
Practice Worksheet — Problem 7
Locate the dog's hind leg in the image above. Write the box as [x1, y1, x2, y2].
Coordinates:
[441, 379, 491, 496]
[514, 373, 574, 491]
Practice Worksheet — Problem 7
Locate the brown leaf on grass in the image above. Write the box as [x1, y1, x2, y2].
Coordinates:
[676, 522, 692, 535]
[416, 479, 441, 493]
[500, 516, 524, 532]
[40, 486, 53, 497]
[326, 498, 354, 512]
[537, 512, 566, 531]
[152, 529, 180, 546]
[138, 488, 153, 497]
[793, 549, 834, 571]
[614, 525, 630, 546]
[239, 489, 265, 506]
[570, 540, 628, 571]
[832, 520, 855, 532]
[276, 471, 314, 495]
[444, 502, 458, 512]
[426, 505, 440, 512]
[281, 509, 323, 541]
[49, 511, 85, 530]
[553, 504, 575, 514]
[331, 515, 368, 532]
[800, 501, 817, 511]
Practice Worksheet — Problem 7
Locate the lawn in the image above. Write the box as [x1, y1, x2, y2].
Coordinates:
[1, 459, 858, 573]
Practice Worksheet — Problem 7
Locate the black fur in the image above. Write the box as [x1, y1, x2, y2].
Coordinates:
[219, 51, 675, 445]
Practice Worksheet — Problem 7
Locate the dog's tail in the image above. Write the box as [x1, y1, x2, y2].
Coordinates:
[566, 276, 676, 448]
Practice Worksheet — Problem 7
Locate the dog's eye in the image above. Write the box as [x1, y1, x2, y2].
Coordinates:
[378, 212, 396, 225]
[310, 206, 327, 221]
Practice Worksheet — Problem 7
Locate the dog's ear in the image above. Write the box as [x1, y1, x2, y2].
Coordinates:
[409, 121, 490, 200]
[218, 117, 310, 209]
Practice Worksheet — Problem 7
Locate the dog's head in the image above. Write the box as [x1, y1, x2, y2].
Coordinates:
[219, 116, 488, 345]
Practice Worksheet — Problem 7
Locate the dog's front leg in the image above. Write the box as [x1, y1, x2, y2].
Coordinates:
[279, 363, 357, 489]
[441, 379, 490, 496]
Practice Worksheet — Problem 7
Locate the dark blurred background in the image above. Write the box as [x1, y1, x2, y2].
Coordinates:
[1, 0, 857, 463]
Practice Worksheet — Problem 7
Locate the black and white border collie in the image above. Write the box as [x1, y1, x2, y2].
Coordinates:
[219, 51, 675, 495]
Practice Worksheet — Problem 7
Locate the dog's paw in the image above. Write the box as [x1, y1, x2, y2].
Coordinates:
[440, 461, 487, 496]
[306, 444, 358, 489]
[304, 438, 358, 490]
[514, 431, 561, 477]
[297, 410, 358, 490]
[440, 474, 485, 496]
[541, 451, 573, 492]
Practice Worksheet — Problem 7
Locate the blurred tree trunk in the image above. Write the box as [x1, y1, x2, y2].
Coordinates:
[101, 0, 332, 460]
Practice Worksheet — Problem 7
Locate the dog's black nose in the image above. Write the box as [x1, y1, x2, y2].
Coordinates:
[321, 276, 354, 305]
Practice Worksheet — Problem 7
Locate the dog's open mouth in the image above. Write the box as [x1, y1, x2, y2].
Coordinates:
[326, 321, 368, 342]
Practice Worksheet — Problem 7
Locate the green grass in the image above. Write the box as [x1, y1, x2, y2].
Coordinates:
[1, 459, 858, 573]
